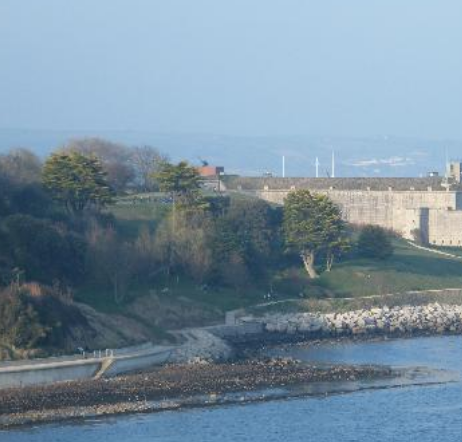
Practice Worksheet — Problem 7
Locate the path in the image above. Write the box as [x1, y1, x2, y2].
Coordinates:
[406, 241, 462, 260]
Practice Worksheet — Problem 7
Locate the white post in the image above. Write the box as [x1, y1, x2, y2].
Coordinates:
[315, 157, 319, 178]
[332, 151, 335, 178]
[282, 155, 286, 178]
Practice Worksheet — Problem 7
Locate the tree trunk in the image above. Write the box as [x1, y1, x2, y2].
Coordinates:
[301, 251, 318, 279]
[326, 253, 334, 272]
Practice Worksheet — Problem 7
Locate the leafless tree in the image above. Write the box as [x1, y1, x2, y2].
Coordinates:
[130, 145, 169, 192]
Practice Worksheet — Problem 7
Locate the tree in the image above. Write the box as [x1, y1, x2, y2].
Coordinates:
[283, 190, 347, 278]
[0, 175, 11, 216]
[154, 161, 205, 276]
[62, 138, 135, 193]
[130, 145, 168, 191]
[357, 225, 394, 260]
[155, 161, 203, 208]
[212, 198, 281, 277]
[325, 236, 350, 272]
[85, 224, 135, 304]
[0, 148, 42, 184]
[42, 152, 114, 214]
[154, 211, 214, 282]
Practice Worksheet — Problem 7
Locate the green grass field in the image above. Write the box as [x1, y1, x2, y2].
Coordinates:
[314, 239, 462, 298]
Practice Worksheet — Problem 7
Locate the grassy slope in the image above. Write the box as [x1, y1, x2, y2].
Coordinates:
[78, 198, 462, 330]
[316, 239, 462, 298]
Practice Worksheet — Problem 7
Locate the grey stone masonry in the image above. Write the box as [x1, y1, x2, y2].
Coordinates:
[225, 176, 462, 247]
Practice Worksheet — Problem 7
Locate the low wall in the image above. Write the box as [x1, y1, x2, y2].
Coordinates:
[0, 359, 101, 389]
[104, 348, 172, 377]
[0, 345, 174, 390]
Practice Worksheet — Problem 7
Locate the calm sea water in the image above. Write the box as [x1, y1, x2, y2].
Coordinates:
[2, 336, 461, 442]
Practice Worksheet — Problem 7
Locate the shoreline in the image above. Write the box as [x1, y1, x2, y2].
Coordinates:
[234, 329, 462, 353]
[2, 299, 462, 430]
[0, 358, 395, 430]
[226, 302, 462, 349]
[1, 332, 460, 430]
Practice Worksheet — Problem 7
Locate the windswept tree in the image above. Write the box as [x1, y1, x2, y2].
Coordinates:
[283, 190, 348, 278]
[155, 161, 204, 208]
[42, 152, 114, 214]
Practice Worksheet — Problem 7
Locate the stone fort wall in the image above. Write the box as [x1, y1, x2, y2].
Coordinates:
[225, 177, 462, 247]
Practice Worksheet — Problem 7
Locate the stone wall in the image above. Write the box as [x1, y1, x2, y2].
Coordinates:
[255, 189, 461, 241]
[225, 176, 462, 246]
[225, 176, 449, 191]
[428, 210, 462, 246]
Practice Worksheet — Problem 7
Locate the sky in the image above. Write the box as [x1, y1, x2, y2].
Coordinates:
[1, 0, 462, 139]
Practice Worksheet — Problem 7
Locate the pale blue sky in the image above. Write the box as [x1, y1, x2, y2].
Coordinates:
[1, 0, 462, 138]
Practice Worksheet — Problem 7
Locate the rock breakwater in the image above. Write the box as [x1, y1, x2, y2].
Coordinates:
[263, 303, 462, 337]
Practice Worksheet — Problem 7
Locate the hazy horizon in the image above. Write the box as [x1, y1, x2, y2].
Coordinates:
[2, 0, 462, 139]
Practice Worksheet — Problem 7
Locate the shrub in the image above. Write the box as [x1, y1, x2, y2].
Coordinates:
[0, 284, 88, 352]
[3, 214, 86, 284]
[357, 225, 394, 260]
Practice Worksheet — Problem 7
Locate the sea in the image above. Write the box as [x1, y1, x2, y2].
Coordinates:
[2, 335, 461, 442]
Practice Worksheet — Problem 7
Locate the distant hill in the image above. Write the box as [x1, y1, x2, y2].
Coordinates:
[0, 128, 459, 178]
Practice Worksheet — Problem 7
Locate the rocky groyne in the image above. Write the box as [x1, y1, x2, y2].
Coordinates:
[262, 303, 462, 338]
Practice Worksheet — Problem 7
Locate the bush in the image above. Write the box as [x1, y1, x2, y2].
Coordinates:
[0, 284, 88, 353]
[2, 214, 86, 284]
[0, 286, 47, 349]
[357, 225, 394, 260]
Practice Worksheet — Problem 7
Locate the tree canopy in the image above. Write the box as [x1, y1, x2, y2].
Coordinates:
[155, 161, 204, 208]
[283, 190, 348, 278]
[42, 152, 114, 214]
[62, 138, 134, 193]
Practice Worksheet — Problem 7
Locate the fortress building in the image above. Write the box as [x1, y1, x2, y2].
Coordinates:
[225, 163, 462, 247]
